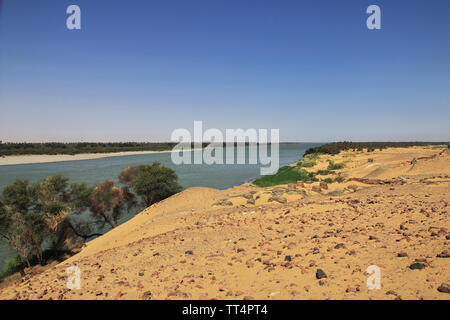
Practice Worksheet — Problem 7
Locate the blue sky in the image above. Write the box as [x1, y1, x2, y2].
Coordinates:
[0, 0, 449, 142]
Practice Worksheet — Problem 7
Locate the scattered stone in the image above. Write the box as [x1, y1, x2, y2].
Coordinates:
[409, 262, 426, 270]
[284, 255, 292, 262]
[319, 182, 328, 190]
[213, 199, 233, 206]
[268, 196, 287, 204]
[437, 250, 450, 258]
[437, 283, 450, 294]
[316, 269, 327, 279]
[346, 287, 358, 293]
[397, 252, 408, 257]
[334, 243, 346, 249]
[386, 290, 397, 296]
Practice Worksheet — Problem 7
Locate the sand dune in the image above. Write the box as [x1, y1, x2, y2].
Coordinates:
[0, 146, 449, 300]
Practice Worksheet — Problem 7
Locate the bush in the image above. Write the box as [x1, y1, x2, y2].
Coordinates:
[0, 255, 26, 279]
[120, 162, 182, 207]
[327, 160, 344, 170]
[297, 159, 316, 168]
[323, 178, 333, 184]
[253, 166, 314, 187]
[316, 169, 332, 175]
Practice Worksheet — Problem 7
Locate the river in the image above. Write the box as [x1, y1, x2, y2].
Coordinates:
[0, 143, 321, 269]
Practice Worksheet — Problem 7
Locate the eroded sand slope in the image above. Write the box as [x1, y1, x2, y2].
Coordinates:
[0, 146, 449, 300]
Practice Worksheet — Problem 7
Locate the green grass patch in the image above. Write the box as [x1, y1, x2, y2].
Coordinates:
[253, 166, 316, 187]
[322, 178, 333, 184]
[297, 159, 316, 168]
[327, 160, 344, 170]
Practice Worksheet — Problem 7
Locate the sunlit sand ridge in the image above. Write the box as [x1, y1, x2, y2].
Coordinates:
[0, 146, 449, 300]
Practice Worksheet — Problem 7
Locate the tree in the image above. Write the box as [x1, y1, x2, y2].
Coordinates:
[88, 180, 134, 229]
[0, 197, 31, 269]
[0, 179, 46, 265]
[120, 162, 182, 207]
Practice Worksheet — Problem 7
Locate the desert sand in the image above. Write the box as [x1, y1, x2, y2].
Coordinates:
[0, 146, 449, 300]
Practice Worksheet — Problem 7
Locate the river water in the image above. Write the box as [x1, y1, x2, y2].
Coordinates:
[0, 143, 321, 269]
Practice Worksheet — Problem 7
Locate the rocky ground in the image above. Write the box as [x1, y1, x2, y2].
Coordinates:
[0, 146, 449, 300]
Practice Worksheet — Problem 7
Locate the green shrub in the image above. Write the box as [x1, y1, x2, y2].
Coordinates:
[327, 160, 344, 170]
[253, 166, 314, 187]
[316, 169, 332, 175]
[0, 255, 26, 279]
[335, 176, 345, 183]
[323, 178, 333, 184]
[297, 159, 316, 168]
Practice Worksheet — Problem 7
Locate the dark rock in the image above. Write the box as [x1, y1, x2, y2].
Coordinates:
[386, 290, 397, 296]
[437, 250, 450, 258]
[437, 283, 450, 294]
[409, 262, 426, 270]
[334, 243, 346, 249]
[284, 255, 292, 262]
[316, 269, 327, 279]
[185, 250, 193, 255]
[397, 252, 408, 257]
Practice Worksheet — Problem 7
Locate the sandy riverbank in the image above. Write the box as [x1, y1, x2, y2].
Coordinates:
[0, 146, 449, 300]
[0, 149, 200, 166]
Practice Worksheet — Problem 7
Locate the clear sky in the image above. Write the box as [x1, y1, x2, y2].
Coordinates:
[0, 0, 449, 142]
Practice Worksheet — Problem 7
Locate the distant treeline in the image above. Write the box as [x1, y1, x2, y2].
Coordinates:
[0, 142, 300, 156]
[0, 142, 206, 156]
[304, 141, 449, 156]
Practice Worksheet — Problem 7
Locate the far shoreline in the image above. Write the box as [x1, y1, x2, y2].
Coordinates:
[0, 149, 201, 166]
